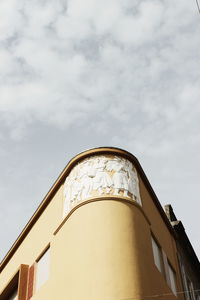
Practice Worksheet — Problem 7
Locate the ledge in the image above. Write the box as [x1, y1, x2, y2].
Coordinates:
[54, 196, 151, 235]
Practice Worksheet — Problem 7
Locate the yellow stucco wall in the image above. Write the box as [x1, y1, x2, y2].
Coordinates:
[0, 149, 184, 300]
[0, 184, 64, 292]
[138, 176, 184, 298]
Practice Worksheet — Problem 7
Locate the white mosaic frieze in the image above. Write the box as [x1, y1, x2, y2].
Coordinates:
[63, 155, 141, 215]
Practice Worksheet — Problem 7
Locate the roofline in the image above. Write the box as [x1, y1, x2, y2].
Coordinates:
[0, 146, 175, 272]
[164, 204, 200, 273]
[173, 221, 200, 274]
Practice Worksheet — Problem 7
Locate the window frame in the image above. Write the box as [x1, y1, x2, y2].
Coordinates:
[7, 289, 18, 300]
[187, 278, 196, 300]
[178, 255, 197, 300]
[0, 265, 28, 300]
[167, 261, 177, 296]
[35, 245, 50, 293]
[151, 235, 165, 275]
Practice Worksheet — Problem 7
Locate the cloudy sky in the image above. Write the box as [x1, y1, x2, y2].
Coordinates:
[0, 0, 200, 262]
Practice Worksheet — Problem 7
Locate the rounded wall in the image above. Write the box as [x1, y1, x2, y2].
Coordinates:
[51, 199, 150, 300]
[49, 150, 151, 300]
[43, 148, 178, 300]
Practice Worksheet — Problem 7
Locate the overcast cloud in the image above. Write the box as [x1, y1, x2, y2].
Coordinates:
[0, 0, 200, 261]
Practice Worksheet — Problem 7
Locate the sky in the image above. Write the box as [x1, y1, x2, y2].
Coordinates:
[0, 0, 200, 262]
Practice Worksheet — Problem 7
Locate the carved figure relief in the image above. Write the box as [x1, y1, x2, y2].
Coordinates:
[63, 155, 141, 216]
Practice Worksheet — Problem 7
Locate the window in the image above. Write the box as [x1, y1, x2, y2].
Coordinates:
[187, 279, 195, 300]
[179, 261, 190, 300]
[151, 236, 164, 274]
[151, 235, 178, 296]
[35, 247, 50, 292]
[1, 265, 28, 300]
[7, 289, 18, 300]
[195, 293, 200, 300]
[0, 271, 19, 300]
[168, 263, 177, 296]
[179, 256, 196, 300]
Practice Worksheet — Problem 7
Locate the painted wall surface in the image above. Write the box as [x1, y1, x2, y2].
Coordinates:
[0, 149, 185, 300]
[0, 184, 64, 292]
[50, 200, 180, 300]
[138, 176, 184, 298]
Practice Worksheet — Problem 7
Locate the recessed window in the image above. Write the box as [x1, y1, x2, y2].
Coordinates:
[168, 263, 177, 296]
[35, 247, 50, 292]
[151, 236, 164, 274]
[187, 278, 195, 300]
[7, 289, 18, 300]
[0, 271, 19, 300]
[0, 265, 28, 300]
[179, 257, 195, 300]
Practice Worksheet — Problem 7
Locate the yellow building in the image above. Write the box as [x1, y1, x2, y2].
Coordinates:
[0, 147, 199, 300]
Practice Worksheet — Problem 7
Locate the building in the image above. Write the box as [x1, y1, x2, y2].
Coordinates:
[165, 205, 200, 300]
[0, 147, 199, 300]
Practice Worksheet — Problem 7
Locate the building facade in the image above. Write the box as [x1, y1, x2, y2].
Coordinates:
[165, 205, 200, 300]
[0, 147, 199, 300]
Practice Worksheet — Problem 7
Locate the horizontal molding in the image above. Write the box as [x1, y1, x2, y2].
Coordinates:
[54, 196, 151, 235]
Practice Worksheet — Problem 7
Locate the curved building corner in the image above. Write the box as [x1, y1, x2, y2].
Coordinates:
[0, 147, 199, 300]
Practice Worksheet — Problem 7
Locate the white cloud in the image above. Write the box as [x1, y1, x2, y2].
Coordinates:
[0, 0, 199, 140]
[114, 1, 164, 45]
[1, 0, 200, 259]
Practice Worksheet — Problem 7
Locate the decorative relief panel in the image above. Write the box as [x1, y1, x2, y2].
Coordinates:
[63, 155, 141, 216]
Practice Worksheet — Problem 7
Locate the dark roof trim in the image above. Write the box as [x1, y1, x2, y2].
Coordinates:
[165, 204, 200, 274]
[174, 221, 200, 272]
